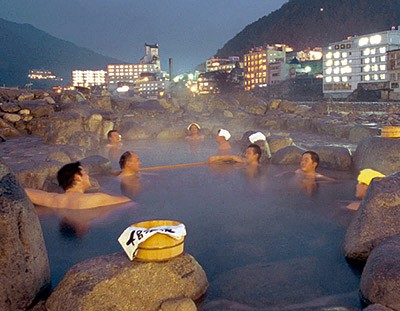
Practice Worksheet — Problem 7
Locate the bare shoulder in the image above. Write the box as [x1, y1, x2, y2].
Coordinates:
[77, 192, 131, 209]
[315, 173, 335, 181]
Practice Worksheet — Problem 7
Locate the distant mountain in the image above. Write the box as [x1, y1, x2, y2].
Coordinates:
[216, 0, 400, 57]
[0, 18, 123, 87]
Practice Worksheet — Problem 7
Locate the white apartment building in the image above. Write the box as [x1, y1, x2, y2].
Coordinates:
[72, 70, 107, 87]
[107, 63, 159, 85]
[323, 29, 400, 99]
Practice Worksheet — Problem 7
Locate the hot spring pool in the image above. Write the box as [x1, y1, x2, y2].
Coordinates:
[37, 139, 362, 310]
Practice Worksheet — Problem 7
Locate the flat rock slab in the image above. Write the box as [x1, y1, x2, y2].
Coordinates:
[46, 252, 208, 311]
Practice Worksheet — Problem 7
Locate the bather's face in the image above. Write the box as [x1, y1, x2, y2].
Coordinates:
[190, 125, 199, 135]
[109, 131, 122, 145]
[300, 153, 317, 174]
[127, 152, 141, 171]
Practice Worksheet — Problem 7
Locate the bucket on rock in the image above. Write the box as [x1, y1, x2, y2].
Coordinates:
[132, 220, 185, 262]
[381, 126, 400, 138]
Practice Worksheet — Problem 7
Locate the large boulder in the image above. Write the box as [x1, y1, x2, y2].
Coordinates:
[267, 135, 294, 154]
[44, 112, 84, 145]
[45, 253, 208, 311]
[14, 161, 61, 189]
[18, 100, 55, 118]
[157, 128, 186, 140]
[270, 145, 305, 165]
[310, 145, 352, 170]
[83, 114, 103, 134]
[69, 131, 100, 151]
[0, 118, 21, 137]
[360, 235, 400, 310]
[0, 159, 50, 311]
[343, 172, 400, 261]
[79, 155, 111, 175]
[349, 125, 380, 144]
[353, 137, 400, 175]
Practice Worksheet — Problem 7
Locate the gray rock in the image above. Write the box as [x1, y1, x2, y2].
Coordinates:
[363, 304, 395, 311]
[349, 125, 380, 144]
[83, 114, 103, 134]
[310, 145, 352, 170]
[79, 155, 111, 175]
[121, 123, 152, 140]
[18, 100, 55, 118]
[17, 92, 35, 101]
[267, 135, 294, 154]
[270, 145, 305, 165]
[360, 235, 400, 310]
[3, 112, 22, 123]
[0, 102, 21, 113]
[43, 96, 56, 105]
[353, 137, 400, 175]
[160, 297, 197, 311]
[45, 253, 208, 311]
[0, 159, 50, 311]
[0, 118, 21, 137]
[343, 172, 400, 261]
[46, 151, 71, 164]
[157, 128, 186, 140]
[26, 117, 50, 137]
[44, 112, 84, 145]
[69, 131, 100, 151]
[14, 161, 60, 189]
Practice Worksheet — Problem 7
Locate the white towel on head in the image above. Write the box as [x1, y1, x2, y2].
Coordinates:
[218, 129, 231, 140]
[249, 132, 266, 143]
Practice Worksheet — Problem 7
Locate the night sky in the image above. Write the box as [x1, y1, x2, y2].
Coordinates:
[0, 0, 288, 73]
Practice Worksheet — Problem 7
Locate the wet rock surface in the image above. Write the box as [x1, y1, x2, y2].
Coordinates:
[46, 253, 208, 311]
[344, 172, 400, 261]
[0, 159, 50, 311]
[360, 235, 400, 310]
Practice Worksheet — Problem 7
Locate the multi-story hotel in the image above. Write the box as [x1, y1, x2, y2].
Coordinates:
[206, 56, 242, 73]
[323, 29, 400, 98]
[72, 70, 107, 87]
[107, 63, 159, 85]
[28, 69, 57, 80]
[243, 44, 289, 91]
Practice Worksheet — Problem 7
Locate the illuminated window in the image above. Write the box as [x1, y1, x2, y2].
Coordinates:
[342, 52, 348, 58]
[364, 75, 370, 81]
[333, 67, 340, 74]
[364, 65, 371, 72]
[380, 64, 386, 71]
[364, 58, 370, 64]
[334, 60, 340, 66]
[333, 51, 340, 58]
[364, 48, 370, 56]
[333, 76, 340, 82]
[380, 74, 386, 80]
[341, 59, 348, 65]
[370, 35, 382, 45]
[371, 57, 376, 63]
[381, 55, 386, 62]
[326, 76, 332, 82]
[370, 48, 376, 55]
[359, 37, 369, 46]
[342, 76, 348, 82]
[326, 52, 332, 59]
[326, 67, 332, 74]
[379, 47, 386, 54]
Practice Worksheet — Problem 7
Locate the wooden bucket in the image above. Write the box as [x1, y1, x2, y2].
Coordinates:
[381, 126, 400, 138]
[133, 220, 185, 262]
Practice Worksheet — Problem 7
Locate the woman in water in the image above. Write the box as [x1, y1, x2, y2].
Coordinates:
[185, 123, 205, 141]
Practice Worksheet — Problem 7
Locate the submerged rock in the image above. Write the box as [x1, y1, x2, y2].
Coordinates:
[311, 145, 352, 170]
[0, 159, 50, 311]
[360, 235, 400, 310]
[46, 253, 208, 311]
[343, 172, 400, 261]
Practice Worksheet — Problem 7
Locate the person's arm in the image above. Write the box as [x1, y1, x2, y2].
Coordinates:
[25, 188, 59, 208]
[208, 155, 245, 164]
[315, 173, 336, 181]
[78, 193, 131, 209]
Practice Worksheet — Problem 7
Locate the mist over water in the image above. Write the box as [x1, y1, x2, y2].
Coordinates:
[38, 140, 361, 309]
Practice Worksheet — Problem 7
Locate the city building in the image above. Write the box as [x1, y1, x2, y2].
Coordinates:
[206, 56, 242, 73]
[140, 43, 161, 69]
[197, 72, 219, 94]
[28, 69, 57, 80]
[132, 73, 166, 98]
[243, 44, 289, 91]
[323, 29, 400, 99]
[107, 63, 160, 85]
[72, 70, 107, 87]
[388, 48, 400, 100]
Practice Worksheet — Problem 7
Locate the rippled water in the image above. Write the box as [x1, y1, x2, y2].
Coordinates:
[37, 139, 361, 310]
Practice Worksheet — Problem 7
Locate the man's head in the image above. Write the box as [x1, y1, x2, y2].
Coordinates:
[119, 151, 141, 171]
[107, 130, 122, 145]
[187, 123, 201, 134]
[246, 144, 262, 163]
[57, 161, 91, 191]
[300, 151, 319, 173]
[355, 169, 385, 199]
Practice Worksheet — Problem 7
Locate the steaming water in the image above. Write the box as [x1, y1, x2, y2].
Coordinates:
[38, 139, 361, 310]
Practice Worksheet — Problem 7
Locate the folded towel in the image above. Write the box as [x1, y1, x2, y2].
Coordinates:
[218, 129, 231, 140]
[118, 223, 186, 260]
[249, 132, 266, 143]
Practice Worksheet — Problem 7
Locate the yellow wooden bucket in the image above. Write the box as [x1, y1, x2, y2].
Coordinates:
[133, 220, 185, 262]
[381, 126, 400, 138]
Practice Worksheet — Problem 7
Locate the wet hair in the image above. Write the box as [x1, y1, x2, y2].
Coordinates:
[119, 151, 133, 169]
[303, 151, 320, 168]
[247, 144, 262, 162]
[107, 130, 119, 139]
[57, 161, 82, 191]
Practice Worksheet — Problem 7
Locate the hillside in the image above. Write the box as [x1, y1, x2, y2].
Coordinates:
[0, 18, 122, 86]
[216, 0, 400, 57]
